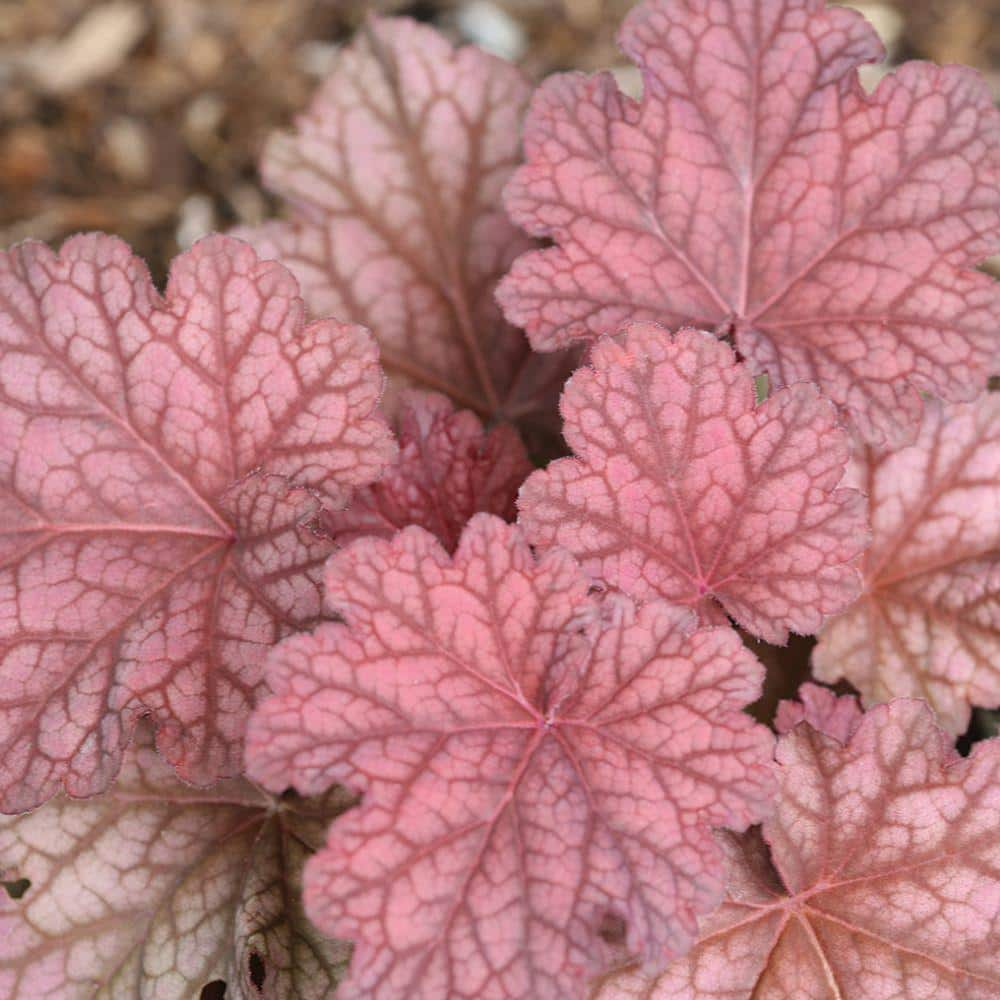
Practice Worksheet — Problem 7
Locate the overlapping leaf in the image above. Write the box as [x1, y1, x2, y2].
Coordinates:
[0, 233, 394, 812]
[0, 726, 353, 999]
[238, 16, 565, 425]
[518, 324, 867, 644]
[773, 682, 863, 743]
[498, 0, 1000, 445]
[591, 694, 1000, 1000]
[814, 395, 1000, 735]
[245, 515, 774, 1000]
[321, 389, 532, 551]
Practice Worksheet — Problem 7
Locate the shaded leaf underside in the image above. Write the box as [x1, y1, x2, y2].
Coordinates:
[240, 16, 570, 425]
[0, 729, 354, 999]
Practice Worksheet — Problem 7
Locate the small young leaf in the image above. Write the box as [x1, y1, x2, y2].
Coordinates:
[814, 394, 1000, 735]
[0, 234, 395, 812]
[321, 389, 532, 551]
[498, 0, 1000, 446]
[518, 325, 867, 643]
[591, 697, 1000, 1000]
[0, 727, 353, 999]
[246, 515, 775, 999]
[238, 17, 565, 424]
[773, 682, 862, 744]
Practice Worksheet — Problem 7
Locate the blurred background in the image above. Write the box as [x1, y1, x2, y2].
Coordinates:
[1, 0, 997, 283]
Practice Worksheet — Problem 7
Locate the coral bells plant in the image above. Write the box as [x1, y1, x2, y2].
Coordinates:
[0, 1, 997, 999]
[591, 686, 1000, 1000]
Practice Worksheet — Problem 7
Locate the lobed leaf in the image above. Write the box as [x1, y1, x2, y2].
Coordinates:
[592, 696, 1000, 1000]
[773, 681, 863, 743]
[0, 233, 395, 812]
[0, 726, 353, 999]
[518, 324, 867, 643]
[814, 394, 1000, 735]
[321, 389, 532, 552]
[245, 515, 775, 999]
[498, 0, 1000, 445]
[238, 17, 567, 425]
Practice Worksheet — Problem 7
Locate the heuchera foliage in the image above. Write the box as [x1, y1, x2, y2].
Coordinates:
[1, 1, 999, 998]
[591, 686, 1000, 1000]
[0, 234, 394, 812]
[0, 725, 354, 999]
[320, 389, 532, 552]
[772, 678, 864, 744]
[237, 16, 566, 425]
[814, 394, 1000, 735]
[519, 325, 867, 643]
[245, 516, 775, 999]
[498, 0, 1000, 446]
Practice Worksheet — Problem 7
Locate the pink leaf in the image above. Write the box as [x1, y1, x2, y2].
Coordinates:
[518, 324, 867, 644]
[591, 698, 1000, 1000]
[813, 394, 1000, 736]
[497, 0, 1000, 446]
[237, 17, 567, 425]
[321, 389, 532, 552]
[774, 682, 862, 743]
[0, 233, 395, 812]
[245, 515, 775, 1000]
[0, 725, 353, 998]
